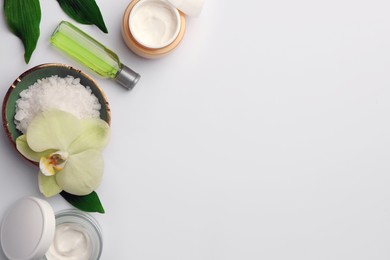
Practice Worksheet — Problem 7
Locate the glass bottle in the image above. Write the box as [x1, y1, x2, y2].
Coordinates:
[50, 21, 140, 90]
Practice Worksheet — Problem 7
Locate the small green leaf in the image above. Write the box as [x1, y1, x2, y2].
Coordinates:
[61, 191, 105, 213]
[4, 0, 41, 63]
[56, 0, 108, 33]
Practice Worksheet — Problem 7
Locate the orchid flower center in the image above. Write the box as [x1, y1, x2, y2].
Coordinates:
[40, 151, 69, 176]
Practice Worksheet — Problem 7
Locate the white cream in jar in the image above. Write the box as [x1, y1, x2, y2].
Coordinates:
[45, 209, 103, 260]
[46, 223, 92, 260]
[129, 0, 180, 49]
[122, 0, 204, 58]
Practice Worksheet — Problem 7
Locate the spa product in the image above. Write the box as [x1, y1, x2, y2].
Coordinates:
[122, 0, 204, 58]
[0, 197, 103, 260]
[46, 224, 92, 260]
[45, 210, 102, 260]
[14, 75, 101, 134]
[51, 21, 140, 90]
[130, 0, 181, 49]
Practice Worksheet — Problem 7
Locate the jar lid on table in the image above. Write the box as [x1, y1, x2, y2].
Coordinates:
[1, 197, 55, 260]
[167, 0, 205, 17]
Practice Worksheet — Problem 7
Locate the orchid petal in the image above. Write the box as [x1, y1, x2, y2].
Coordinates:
[68, 118, 110, 155]
[16, 135, 54, 162]
[38, 171, 62, 197]
[39, 151, 69, 176]
[26, 109, 81, 152]
[56, 150, 103, 196]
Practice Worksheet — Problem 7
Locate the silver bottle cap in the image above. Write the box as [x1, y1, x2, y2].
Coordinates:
[115, 64, 140, 90]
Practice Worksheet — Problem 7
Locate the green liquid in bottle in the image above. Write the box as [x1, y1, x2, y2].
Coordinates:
[50, 21, 140, 90]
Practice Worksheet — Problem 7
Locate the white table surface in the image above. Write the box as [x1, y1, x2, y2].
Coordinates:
[1, 0, 390, 259]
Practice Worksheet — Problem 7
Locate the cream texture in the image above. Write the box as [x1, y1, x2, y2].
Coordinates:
[46, 223, 92, 260]
[129, 0, 180, 48]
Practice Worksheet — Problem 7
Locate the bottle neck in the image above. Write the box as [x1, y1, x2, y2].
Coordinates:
[114, 64, 141, 90]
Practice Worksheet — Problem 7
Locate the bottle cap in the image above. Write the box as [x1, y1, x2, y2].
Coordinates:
[115, 64, 141, 90]
[1, 197, 56, 260]
[167, 0, 205, 17]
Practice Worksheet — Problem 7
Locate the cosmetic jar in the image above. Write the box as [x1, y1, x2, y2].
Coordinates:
[122, 0, 204, 58]
[44, 210, 103, 260]
[0, 197, 103, 260]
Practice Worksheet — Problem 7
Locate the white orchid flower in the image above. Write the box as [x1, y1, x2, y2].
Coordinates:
[16, 109, 110, 197]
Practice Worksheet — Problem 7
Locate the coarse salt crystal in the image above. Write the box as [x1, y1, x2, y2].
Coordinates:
[14, 75, 101, 134]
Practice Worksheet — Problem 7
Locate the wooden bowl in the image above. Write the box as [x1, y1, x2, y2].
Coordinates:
[2, 63, 111, 147]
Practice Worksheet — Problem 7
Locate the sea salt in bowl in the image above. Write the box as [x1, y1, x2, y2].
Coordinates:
[2, 63, 111, 148]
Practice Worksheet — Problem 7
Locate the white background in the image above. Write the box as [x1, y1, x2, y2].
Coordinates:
[1, 0, 390, 259]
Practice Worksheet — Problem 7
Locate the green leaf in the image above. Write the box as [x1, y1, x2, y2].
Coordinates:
[56, 0, 108, 33]
[60, 191, 105, 213]
[4, 0, 41, 63]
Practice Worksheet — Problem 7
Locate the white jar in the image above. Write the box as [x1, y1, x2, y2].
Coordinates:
[44, 210, 103, 260]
